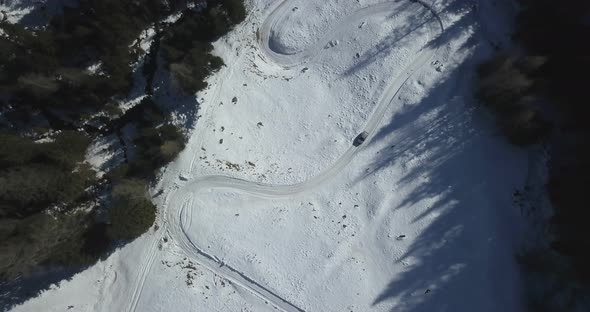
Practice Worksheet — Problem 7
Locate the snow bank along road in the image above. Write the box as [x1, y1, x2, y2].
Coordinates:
[128, 1, 444, 311]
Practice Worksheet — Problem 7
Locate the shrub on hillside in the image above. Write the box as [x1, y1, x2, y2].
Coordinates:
[169, 50, 224, 94]
[108, 179, 156, 240]
[128, 127, 186, 179]
[0, 132, 95, 218]
[547, 142, 590, 282]
[220, 0, 247, 24]
[160, 0, 246, 94]
[160, 140, 184, 161]
[0, 212, 91, 279]
[0, 131, 91, 170]
[516, 248, 584, 312]
[128, 121, 186, 179]
[0, 166, 79, 217]
[499, 104, 552, 146]
[476, 56, 534, 112]
[16, 74, 60, 98]
[43, 131, 92, 169]
[510, 0, 590, 305]
[164, 36, 224, 94]
[476, 55, 551, 146]
[0, 134, 39, 168]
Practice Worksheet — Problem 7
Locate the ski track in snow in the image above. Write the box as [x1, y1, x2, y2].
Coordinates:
[127, 1, 444, 311]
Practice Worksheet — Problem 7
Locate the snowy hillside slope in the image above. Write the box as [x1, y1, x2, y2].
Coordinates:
[10, 0, 527, 311]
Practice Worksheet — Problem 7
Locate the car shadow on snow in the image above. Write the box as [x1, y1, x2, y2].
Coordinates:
[349, 7, 528, 312]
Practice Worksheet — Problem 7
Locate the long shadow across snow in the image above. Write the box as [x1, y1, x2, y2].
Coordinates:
[351, 4, 528, 312]
[341, 1, 423, 77]
[342, 0, 474, 79]
[0, 267, 78, 311]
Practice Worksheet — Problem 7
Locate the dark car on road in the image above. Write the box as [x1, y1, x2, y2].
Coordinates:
[353, 131, 369, 147]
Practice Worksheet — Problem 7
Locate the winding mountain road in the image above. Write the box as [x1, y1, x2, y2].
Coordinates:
[127, 1, 444, 311]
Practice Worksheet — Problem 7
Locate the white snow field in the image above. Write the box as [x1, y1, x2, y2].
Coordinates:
[10, 0, 528, 311]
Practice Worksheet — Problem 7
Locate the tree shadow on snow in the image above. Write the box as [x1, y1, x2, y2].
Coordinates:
[348, 4, 527, 311]
[342, 1, 428, 77]
[369, 69, 524, 312]
[366, 75, 517, 312]
[342, 0, 476, 78]
[0, 266, 83, 311]
[425, 0, 479, 51]
[0, 240, 126, 311]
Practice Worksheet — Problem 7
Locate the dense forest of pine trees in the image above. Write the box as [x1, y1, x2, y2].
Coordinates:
[0, 0, 245, 280]
[477, 0, 590, 310]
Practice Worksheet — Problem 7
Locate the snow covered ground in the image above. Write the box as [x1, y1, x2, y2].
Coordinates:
[9, 0, 529, 311]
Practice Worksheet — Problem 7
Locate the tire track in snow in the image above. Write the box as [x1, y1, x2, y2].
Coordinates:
[129, 1, 444, 311]
[126, 236, 160, 312]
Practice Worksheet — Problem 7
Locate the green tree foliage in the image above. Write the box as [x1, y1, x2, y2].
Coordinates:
[16, 74, 60, 98]
[0, 166, 80, 216]
[0, 132, 94, 218]
[129, 123, 186, 179]
[514, 0, 590, 120]
[0, 131, 90, 170]
[476, 55, 551, 145]
[0, 0, 181, 121]
[219, 0, 247, 25]
[0, 212, 91, 279]
[0, 134, 39, 168]
[494, 0, 590, 304]
[111, 97, 186, 180]
[477, 56, 534, 110]
[169, 48, 224, 94]
[515, 0, 590, 282]
[108, 179, 156, 240]
[0, 0, 246, 280]
[161, 0, 247, 94]
[42, 131, 92, 169]
[103, 97, 184, 242]
[0, 25, 59, 83]
[0, 23, 116, 117]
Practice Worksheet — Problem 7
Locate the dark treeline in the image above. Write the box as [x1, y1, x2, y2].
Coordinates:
[0, 0, 245, 283]
[161, 0, 245, 93]
[0, 0, 176, 127]
[476, 0, 590, 310]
